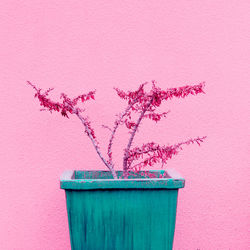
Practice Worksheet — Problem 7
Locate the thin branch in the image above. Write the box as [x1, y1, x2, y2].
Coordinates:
[102, 124, 112, 132]
[74, 110, 118, 179]
[131, 154, 157, 171]
[107, 83, 147, 166]
[107, 100, 137, 165]
[123, 97, 154, 172]
[128, 136, 207, 171]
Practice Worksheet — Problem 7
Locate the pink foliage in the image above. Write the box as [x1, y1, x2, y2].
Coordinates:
[126, 137, 207, 172]
[27, 81, 95, 118]
[27, 80, 96, 134]
[28, 80, 206, 179]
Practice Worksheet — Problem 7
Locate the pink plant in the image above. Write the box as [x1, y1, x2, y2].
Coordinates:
[27, 80, 206, 179]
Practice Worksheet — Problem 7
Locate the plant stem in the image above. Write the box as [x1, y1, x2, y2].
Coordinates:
[107, 100, 137, 166]
[75, 111, 118, 179]
[123, 98, 153, 175]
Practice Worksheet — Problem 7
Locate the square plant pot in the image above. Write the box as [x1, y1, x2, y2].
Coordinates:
[60, 169, 185, 250]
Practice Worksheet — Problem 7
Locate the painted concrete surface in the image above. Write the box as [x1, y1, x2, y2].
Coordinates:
[0, 1, 249, 249]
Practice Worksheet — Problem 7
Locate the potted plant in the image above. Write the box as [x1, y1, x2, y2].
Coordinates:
[28, 80, 206, 250]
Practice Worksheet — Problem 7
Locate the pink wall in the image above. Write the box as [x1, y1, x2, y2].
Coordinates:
[1, 1, 249, 249]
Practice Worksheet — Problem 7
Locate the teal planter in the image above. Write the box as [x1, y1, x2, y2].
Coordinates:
[60, 170, 185, 250]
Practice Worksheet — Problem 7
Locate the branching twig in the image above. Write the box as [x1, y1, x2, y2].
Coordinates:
[102, 125, 112, 132]
[28, 80, 206, 179]
[123, 97, 154, 173]
[127, 136, 207, 171]
[74, 110, 117, 179]
[107, 101, 136, 165]
[107, 83, 147, 166]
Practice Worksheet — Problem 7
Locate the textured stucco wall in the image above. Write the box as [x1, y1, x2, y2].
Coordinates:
[0, 1, 249, 249]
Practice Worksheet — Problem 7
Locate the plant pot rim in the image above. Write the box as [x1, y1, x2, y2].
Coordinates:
[60, 169, 185, 190]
